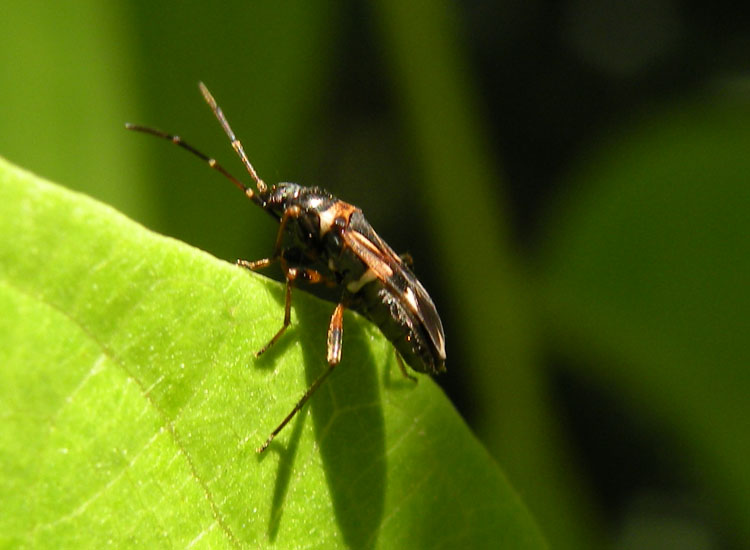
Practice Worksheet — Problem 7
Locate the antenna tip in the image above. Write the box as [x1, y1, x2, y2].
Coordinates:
[198, 81, 216, 106]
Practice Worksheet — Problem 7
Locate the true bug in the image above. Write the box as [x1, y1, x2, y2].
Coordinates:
[126, 82, 446, 452]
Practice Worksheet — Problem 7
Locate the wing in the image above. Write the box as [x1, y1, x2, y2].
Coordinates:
[343, 214, 446, 362]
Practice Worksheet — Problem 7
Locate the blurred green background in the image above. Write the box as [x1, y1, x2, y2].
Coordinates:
[1, 1, 748, 548]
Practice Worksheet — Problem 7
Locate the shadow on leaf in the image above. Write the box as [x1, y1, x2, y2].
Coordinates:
[298, 304, 387, 549]
[265, 404, 307, 542]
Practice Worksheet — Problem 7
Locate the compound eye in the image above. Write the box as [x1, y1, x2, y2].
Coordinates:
[333, 216, 347, 231]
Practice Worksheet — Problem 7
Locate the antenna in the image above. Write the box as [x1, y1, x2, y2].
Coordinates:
[198, 82, 268, 194]
[125, 83, 270, 209]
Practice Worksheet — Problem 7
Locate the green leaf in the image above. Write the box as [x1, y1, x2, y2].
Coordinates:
[0, 157, 545, 548]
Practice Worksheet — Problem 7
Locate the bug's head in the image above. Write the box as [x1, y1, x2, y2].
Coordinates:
[263, 182, 304, 217]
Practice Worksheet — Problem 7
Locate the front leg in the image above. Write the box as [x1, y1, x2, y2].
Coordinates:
[255, 263, 330, 357]
[235, 202, 301, 273]
[242, 256, 334, 357]
[237, 257, 274, 271]
[255, 269, 294, 357]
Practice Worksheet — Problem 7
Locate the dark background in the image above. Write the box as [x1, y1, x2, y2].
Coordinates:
[2, 2, 748, 547]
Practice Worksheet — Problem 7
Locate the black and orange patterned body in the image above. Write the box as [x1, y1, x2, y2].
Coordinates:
[127, 83, 445, 452]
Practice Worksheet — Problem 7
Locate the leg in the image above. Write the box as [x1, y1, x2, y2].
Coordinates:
[273, 206, 300, 258]
[256, 355, 338, 453]
[326, 303, 345, 366]
[255, 272, 294, 357]
[257, 301, 347, 453]
[238, 204, 300, 274]
[395, 352, 418, 382]
[254, 264, 333, 358]
[400, 252, 415, 269]
[237, 257, 274, 271]
[236, 255, 290, 357]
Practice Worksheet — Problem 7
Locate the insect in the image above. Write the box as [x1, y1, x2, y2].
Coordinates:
[126, 82, 446, 452]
